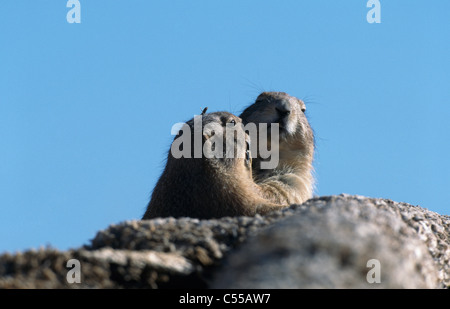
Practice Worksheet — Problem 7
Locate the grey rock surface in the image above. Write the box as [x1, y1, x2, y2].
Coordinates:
[212, 196, 441, 288]
[0, 195, 448, 288]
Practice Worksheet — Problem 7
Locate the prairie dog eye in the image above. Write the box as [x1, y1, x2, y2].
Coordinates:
[301, 107, 306, 113]
[229, 119, 236, 125]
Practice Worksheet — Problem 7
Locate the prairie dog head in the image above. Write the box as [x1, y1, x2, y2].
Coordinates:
[202, 112, 252, 173]
[172, 111, 252, 177]
[240, 92, 314, 169]
[240, 92, 314, 150]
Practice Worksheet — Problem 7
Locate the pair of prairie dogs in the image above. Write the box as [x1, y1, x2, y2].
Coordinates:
[142, 92, 314, 219]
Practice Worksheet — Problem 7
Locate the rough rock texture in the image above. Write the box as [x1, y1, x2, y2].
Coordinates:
[212, 197, 441, 288]
[0, 195, 448, 288]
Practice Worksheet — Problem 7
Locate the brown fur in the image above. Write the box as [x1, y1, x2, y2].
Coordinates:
[240, 92, 315, 205]
[142, 111, 284, 219]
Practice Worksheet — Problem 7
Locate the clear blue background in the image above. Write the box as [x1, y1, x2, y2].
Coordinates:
[1, 1, 449, 253]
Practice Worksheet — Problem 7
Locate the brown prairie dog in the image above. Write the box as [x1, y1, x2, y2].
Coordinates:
[142, 111, 284, 220]
[240, 92, 315, 205]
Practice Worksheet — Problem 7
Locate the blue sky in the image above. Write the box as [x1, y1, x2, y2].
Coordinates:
[0, 1, 449, 253]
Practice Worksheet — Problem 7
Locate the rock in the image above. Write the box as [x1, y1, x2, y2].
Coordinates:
[0, 248, 194, 289]
[212, 197, 439, 288]
[0, 195, 448, 288]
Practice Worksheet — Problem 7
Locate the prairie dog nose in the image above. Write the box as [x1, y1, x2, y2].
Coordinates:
[275, 101, 291, 117]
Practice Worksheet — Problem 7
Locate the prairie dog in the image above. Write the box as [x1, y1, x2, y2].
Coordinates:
[142, 111, 285, 220]
[240, 92, 315, 205]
